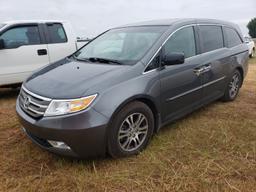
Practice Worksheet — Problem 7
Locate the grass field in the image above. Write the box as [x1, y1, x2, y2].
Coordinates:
[0, 58, 255, 192]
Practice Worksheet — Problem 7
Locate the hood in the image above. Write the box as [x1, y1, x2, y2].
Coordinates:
[24, 58, 128, 99]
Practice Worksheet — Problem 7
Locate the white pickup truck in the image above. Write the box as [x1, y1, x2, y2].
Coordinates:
[0, 20, 88, 87]
[244, 36, 255, 58]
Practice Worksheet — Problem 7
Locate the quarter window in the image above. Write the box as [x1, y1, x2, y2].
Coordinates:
[0, 25, 41, 49]
[199, 26, 224, 53]
[164, 26, 196, 58]
[46, 23, 67, 43]
[145, 53, 161, 72]
[224, 27, 242, 48]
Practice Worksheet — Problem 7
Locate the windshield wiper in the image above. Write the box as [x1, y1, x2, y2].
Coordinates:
[88, 57, 123, 65]
[71, 56, 123, 65]
[71, 55, 91, 62]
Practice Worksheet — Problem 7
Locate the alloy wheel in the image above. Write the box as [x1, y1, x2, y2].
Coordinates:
[229, 73, 240, 99]
[118, 113, 148, 152]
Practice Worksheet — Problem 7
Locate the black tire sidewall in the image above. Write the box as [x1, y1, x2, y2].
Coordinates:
[107, 101, 154, 158]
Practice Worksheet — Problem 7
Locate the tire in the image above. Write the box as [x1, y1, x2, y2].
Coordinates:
[222, 70, 242, 102]
[107, 101, 154, 158]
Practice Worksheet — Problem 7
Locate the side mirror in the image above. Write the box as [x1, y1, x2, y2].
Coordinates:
[0, 39, 5, 49]
[163, 52, 185, 66]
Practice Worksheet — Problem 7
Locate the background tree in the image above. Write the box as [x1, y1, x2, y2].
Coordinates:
[247, 18, 256, 38]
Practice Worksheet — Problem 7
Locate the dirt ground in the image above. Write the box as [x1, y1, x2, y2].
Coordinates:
[0, 58, 255, 192]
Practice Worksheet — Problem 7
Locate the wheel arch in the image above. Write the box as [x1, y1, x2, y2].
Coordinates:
[107, 95, 161, 134]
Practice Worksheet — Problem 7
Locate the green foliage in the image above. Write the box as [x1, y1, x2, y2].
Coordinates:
[247, 18, 256, 38]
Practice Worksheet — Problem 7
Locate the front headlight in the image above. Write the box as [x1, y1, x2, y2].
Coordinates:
[44, 94, 97, 116]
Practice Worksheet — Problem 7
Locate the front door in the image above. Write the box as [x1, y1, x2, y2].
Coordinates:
[0, 24, 49, 85]
[159, 26, 204, 122]
[44, 23, 76, 63]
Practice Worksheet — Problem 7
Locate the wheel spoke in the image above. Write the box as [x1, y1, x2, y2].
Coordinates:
[125, 117, 132, 127]
[119, 128, 129, 134]
[134, 136, 140, 147]
[138, 130, 147, 135]
[118, 132, 130, 140]
[121, 138, 130, 149]
[126, 138, 133, 149]
[138, 125, 147, 130]
[234, 76, 239, 85]
[135, 114, 142, 126]
[129, 115, 135, 125]
[137, 116, 145, 127]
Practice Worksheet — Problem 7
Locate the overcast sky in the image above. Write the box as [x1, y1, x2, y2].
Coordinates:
[0, 0, 255, 38]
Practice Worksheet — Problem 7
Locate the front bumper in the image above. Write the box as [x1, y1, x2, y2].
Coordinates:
[16, 99, 109, 158]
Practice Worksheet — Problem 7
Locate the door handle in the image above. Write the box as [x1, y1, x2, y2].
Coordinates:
[193, 64, 212, 76]
[37, 49, 47, 56]
[193, 67, 205, 76]
[203, 64, 211, 72]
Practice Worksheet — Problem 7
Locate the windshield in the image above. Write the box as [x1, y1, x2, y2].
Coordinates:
[0, 24, 5, 29]
[74, 26, 168, 65]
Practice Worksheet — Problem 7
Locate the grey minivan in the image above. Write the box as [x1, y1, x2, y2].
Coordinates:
[16, 19, 249, 158]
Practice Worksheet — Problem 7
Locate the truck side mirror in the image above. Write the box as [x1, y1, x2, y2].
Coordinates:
[0, 39, 5, 49]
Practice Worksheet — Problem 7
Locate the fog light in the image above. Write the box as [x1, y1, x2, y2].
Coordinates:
[48, 140, 71, 150]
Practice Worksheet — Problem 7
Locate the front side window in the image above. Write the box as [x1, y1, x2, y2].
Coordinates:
[224, 27, 242, 48]
[199, 25, 224, 53]
[0, 25, 41, 49]
[164, 26, 196, 58]
[74, 26, 168, 65]
[47, 23, 67, 43]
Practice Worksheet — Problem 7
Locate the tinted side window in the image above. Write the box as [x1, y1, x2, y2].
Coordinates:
[0, 25, 41, 48]
[199, 26, 224, 53]
[47, 24, 67, 43]
[224, 27, 242, 48]
[164, 26, 196, 58]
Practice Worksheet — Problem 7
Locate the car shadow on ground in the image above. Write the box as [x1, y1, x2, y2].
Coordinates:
[0, 88, 20, 100]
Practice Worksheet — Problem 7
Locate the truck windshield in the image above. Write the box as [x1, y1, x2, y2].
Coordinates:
[73, 26, 168, 65]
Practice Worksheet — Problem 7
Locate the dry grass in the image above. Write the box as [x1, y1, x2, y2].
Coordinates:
[0, 58, 256, 192]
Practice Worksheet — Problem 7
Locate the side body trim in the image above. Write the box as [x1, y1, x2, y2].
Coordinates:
[166, 76, 226, 102]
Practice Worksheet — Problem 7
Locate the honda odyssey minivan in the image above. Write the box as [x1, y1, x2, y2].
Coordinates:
[16, 19, 249, 158]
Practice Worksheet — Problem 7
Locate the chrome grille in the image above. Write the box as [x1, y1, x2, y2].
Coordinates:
[19, 87, 51, 118]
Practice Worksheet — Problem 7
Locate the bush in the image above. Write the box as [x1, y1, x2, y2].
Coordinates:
[247, 18, 256, 38]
